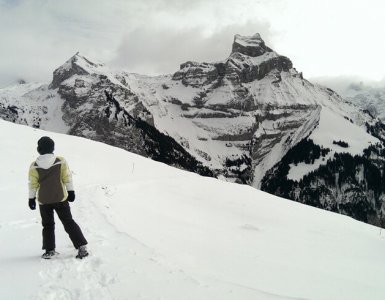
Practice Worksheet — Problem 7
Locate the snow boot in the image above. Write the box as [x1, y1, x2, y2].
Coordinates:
[76, 245, 89, 259]
[41, 250, 59, 259]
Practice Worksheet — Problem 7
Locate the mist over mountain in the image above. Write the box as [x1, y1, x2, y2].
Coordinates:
[313, 76, 385, 122]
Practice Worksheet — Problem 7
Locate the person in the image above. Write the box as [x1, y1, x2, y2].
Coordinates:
[28, 136, 89, 259]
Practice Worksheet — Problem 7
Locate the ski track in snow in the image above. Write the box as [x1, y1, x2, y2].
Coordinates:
[36, 256, 113, 300]
[33, 186, 116, 300]
[31, 184, 210, 300]
[32, 183, 182, 300]
[29, 182, 301, 300]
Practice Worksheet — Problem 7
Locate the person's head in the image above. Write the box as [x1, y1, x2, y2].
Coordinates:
[37, 136, 55, 155]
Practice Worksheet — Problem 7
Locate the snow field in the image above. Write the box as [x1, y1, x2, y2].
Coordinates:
[1, 119, 385, 300]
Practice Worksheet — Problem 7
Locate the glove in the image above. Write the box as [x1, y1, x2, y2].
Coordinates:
[29, 198, 36, 210]
[67, 191, 75, 202]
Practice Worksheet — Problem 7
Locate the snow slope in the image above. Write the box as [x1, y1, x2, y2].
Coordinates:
[0, 82, 68, 132]
[287, 107, 379, 181]
[1, 120, 385, 300]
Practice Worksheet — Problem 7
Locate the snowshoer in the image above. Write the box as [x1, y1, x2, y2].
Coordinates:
[28, 136, 89, 259]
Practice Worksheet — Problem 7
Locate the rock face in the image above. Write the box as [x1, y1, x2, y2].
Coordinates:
[232, 33, 272, 56]
[51, 56, 213, 176]
[173, 34, 292, 87]
[49, 54, 101, 89]
[1, 33, 385, 228]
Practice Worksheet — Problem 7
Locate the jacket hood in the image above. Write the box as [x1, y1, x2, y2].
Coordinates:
[36, 154, 56, 169]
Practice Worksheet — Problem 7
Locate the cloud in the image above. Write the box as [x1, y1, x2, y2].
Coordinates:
[0, 0, 383, 88]
[269, 0, 385, 81]
[0, 0, 145, 86]
[110, 21, 273, 75]
[0, 0, 272, 86]
[311, 75, 385, 95]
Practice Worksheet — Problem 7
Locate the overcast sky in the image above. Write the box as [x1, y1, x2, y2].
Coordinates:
[0, 0, 384, 88]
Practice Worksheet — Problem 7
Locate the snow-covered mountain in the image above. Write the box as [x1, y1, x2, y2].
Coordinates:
[1, 119, 385, 300]
[1, 33, 385, 228]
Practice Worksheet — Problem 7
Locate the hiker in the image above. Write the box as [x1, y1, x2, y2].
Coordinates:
[28, 136, 88, 259]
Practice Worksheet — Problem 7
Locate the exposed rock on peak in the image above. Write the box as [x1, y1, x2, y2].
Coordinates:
[231, 33, 273, 57]
[49, 53, 103, 89]
[173, 33, 293, 88]
[172, 61, 219, 87]
[227, 33, 293, 83]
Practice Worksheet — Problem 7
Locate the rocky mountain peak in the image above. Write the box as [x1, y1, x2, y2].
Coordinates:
[231, 33, 273, 57]
[173, 32, 293, 87]
[49, 52, 103, 89]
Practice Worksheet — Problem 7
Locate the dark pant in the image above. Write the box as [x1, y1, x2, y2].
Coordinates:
[39, 201, 87, 250]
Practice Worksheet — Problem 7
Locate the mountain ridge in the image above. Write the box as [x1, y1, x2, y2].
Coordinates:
[1, 33, 385, 227]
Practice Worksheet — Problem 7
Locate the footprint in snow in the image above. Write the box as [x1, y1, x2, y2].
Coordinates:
[36, 254, 115, 300]
[241, 224, 261, 232]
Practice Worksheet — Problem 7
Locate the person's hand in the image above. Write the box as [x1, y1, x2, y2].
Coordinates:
[67, 191, 75, 202]
[28, 198, 36, 210]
